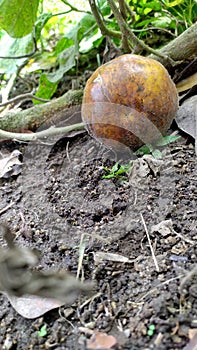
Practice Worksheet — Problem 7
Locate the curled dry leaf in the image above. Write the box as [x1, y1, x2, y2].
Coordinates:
[0, 150, 22, 178]
[128, 157, 149, 186]
[79, 327, 117, 349]
[142, 154, 164, 176]
[129, 155, 164, 187]
[93, 251, 134, 265]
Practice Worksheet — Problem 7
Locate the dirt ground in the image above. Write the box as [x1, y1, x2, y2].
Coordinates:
[0, 126, 196, 349]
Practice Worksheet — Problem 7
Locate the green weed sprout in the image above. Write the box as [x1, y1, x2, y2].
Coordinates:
[102, 161, 133, 180]
[38, 324, 47, 337]
[147, 324, 156, 336]
[102, 133, 180, 180]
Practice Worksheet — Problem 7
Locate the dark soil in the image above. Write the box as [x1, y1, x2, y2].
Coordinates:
[0, 131, 196, 350]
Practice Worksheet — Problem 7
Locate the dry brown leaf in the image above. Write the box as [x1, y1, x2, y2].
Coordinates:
[176, 73, 197, 93]
[0, 150, 22, 178]
[79, 327, 117, 349]
[6, 294, 64, 319]
[175, 96, 197, 154]
[143, 154, 163, 176]
[93, 251, 134, 265]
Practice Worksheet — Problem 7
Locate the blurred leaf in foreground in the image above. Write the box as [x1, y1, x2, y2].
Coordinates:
[0, 0, 39, 38]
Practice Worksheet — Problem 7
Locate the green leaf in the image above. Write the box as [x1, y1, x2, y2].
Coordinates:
[37, 324, 47, 337]
[111, 162, 119, 173]
[135, 144, 152, 155]
[102, 161, 133, 179]
[35, 13, 53, 40]
[147, 324, 155, 336]
[155, 134, 181, 146]
[97, 0, 111, 16]
[122, 161, 133, 172]
[142, 1, 161, 11]
[0, 32, 34, 74]
[34, 73, 58, 104]
[135, 18, 156, 27]
[152, 16, 172, 28]
[144, 8, 153, 15]
[80, 28, 103, 53]
[35, 43, 77, 99]
[54, 38, 75, 55]
[67, 13, 95, 44]
[164, 0, 184, 7]
[49, 45, 77, 82]
[102, 174, 116, 179]
[0, 0, 39, 38]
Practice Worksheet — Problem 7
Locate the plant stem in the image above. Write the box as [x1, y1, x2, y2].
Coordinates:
[88, 0, 121, 39]
[61, 0, 91, 14]
[107, 0, 177, 64]
[0, 122, 85, 141]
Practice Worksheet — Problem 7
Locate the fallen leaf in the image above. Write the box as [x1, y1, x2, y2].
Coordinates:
[6, 294, 64, 319]
[79, 327, 117, 349]
[0, 150, 22, 178]
[151, 220, 173, 236]
[86, 332, 117, 349]
[176, 73, 197, 93]
[129, 155, 164, 186]
[151, 220, 195, 245]
[175, 96, 197, 154]
[93, 251, 134, 265]
[143, 154, 163, 176]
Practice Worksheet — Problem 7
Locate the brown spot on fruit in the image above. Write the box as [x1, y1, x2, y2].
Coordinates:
[82, 54, 178, 151]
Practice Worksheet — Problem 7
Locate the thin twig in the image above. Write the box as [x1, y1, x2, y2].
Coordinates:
[88, 0, 121, 39]
[0, 93, 49, 108]
[61, 0, 91, 14]
[1, 59, 30, 103]
[137, 274, 184, 302]
[0, 36, 37, 59]
[0, 122, 85, 141]
[140, 213, 160, 272]
[1, 73, 18, 103]
[133, 26, 176, 37]
[124, 1, 135, 21]
[77, 234, 86, 281]
[0, 201, 15, 215]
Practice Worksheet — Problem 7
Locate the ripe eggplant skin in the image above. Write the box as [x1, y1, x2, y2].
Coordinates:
[82, 54, 178, 151]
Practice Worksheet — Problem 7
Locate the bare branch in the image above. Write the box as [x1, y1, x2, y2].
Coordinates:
[88, 0, 121, 39]
[0, 122, 85, 141]
[0, 93, 49, 108]
[107, 0, 178, 65]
